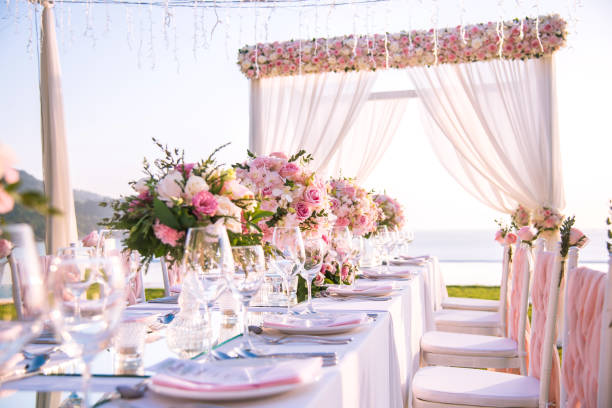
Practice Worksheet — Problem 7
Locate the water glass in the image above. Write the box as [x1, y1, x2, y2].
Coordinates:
[330, 226, 352, 285]
[113, 320, 146, 375]
[301, 238, 326, 313]
[271, 227, 305, 313]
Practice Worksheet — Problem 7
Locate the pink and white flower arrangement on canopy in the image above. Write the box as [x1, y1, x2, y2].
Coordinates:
[237, 14, 567, 79]
[234, 150, 334, 242]
[511, 205, 531, 228]
[102, 140, 262, 266]
[533, 206, 564, 233]
[373, 193, 405, 230]
[328, 178, 381, 237]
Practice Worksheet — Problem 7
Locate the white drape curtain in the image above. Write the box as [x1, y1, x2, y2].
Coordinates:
[40, 2, 78, 254]
[249, 71, 377, 174]
[408, 56, 565, 214]
[328, 96, 408, 182]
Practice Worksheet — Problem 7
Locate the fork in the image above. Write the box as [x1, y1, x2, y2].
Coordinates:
[258, 334, 352, 345]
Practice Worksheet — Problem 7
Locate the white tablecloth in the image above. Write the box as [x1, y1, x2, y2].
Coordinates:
[1, 260, 441, 408]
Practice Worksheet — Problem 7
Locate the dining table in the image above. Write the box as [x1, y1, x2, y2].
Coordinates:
[0, 257, 446, 408]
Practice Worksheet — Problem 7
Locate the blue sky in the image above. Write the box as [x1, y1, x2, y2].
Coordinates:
[1, 0, 610, 248]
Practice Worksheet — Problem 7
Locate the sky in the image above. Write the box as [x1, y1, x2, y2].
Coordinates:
[0, 0, 610, 242]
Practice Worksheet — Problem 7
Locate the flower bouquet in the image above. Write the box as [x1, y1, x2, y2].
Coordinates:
[374, 193, 405, 231]
[329, 178, 381, 237]
[511, 205, 531, 228]
[102, 140, 266, 268]
[533, 206, 564, 244]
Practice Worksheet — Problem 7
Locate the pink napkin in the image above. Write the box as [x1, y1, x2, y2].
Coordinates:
[264, 313, 368, 329]
[151, 357, 322, 392]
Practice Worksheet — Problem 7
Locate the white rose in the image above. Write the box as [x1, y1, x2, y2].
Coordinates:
[184, 175, 209, 201]
[156, 171, 183, 205]
[215, 196, 241, 218]
[133, 177, 149, 193]
[225, 218, 242, 234]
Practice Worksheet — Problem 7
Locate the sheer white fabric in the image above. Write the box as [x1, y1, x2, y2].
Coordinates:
[249, 71, 377, 174]
[408, 56, 565, 214]
[328, 96, 408, 182]
[40, 3, 78, 254]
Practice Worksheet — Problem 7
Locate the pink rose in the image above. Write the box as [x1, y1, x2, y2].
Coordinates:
[81, 230, 99, 248]
[335, 217, 350, 227]
[153, 220, 185, 247]
[279, 163, 300, 179]
[3, 168, 19, 185]
[569, 228, 589, 248]
[295, 201, 313, 221]
[270, 152, 288, 160]
[504, 232, 518, 245]
[0, 239, 13, 258]
[313, 272, 325, 287]
[544, 218, 556, 228]
[329, 197, 340, 210]
[192, 191, 218, 218]
[340, 264, 350, 281]
[494, 229, 505, 245]
[176, 163, 195, 177]
[0, 189, 15, 214]
[517, 226, 537, 242]
[358, 214, 368, 226]
[303, 186, 322, 206]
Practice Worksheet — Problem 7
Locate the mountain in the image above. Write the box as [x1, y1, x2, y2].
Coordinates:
[3, 170, 115, 241]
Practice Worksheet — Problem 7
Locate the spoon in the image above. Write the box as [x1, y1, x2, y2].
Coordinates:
[22, 346, 61, 360]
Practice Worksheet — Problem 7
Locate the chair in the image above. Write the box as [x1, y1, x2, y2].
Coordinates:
[420, 241, 534, 372]
[160, 257, 183, 297]
[432, 243, 518, 336]
[412, 242, 563, 408]
[440, 244, 511, 312]
[9, 254, 56, 320]
[559, 247, 612, 408]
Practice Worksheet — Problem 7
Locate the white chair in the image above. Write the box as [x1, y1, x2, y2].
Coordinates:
[412, 242, 563, 408]
[160, 257, 182, 297]
[559, 248, 612, 408]
[433, 242, 522, 336]
[440, 244, 511, 312]
[421, 241, 534, 373]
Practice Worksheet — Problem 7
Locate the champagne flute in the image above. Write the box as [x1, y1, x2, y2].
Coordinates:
[48, 257, 125, 407]
[0, 224, 48, 374]
[228, 246, 265, 350]
[183, 225, 232, 361]
[301, 238, 326, 313]
[271, 227, 305, 313]
[330, 226, 352, 286]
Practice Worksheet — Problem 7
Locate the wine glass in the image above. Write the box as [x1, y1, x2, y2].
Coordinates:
[372, 226, 390, 270]
[183, 225, 232, 361]
[97, 229, 140, 303]
[48, 257, 125, 407]
[300, 238, 326, 313]
[271, 227, 305, 313]
[0, 224, 48, 374]
[349, 235, 365, 284]
[228, 246, 265, 350]
[329, 226, 352, 286]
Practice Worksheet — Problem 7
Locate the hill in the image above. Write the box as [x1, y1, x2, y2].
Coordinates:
[3, 170, 115, 241]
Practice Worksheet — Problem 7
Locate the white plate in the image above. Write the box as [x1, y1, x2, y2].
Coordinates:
[327, 285, 395, 297]
[149, 358, 318, 401]
[361, 267, 413, 280]
[264, 314, 370, 335]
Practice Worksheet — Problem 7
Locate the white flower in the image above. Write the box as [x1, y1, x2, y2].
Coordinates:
[184, 175, 209, 201]
[0, 143, 16, 180]
[215, 196, 242, 234]
[156, 171, 183, 204]
[133, 177, 149, 194]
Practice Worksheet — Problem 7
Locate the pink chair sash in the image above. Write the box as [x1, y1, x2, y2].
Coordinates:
[38, 255, 54, 281]
[122, 253, 144, 305]
[506, 246, 531, 367]
[562, 267, 606, 408]
[530, 251, 561, 406]
[166, 260, 183, 288]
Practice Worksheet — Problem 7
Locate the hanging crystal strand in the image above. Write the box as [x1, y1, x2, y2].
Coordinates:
[210, 0, 221, 41]
[533, 0, 543, 53]
[26, 2, 33, 58]
[325, 0, 334, 57]
[238, 2, 244, 47]
[515, 0, 524, 40]
[567, 0, 582, 38]
[59, 0, 65, 50]
[163, 0, 170, 50]
[13, 0, 19, 35]
[496, 0, 504, 58]
[200, 1, 208, 50]
[407, 0, 412, 46]
[84, 0, 96, 48]
[126, 5, 134, 51]
[352, 0, 358, 57]
[459, 0, 466, 44]
[254, 5, 260, 77]
[384, 0, 390, 69]
[313, 3, 319, 54]
[431, 0, 439, 65]
[172, 6, 180, 73]
[224, 9, 231, 61]
[192, 0, 198, 60]
[264, 6, 274, 42]
[366, 3, 375, 68]
[68, 1, 73, 48]
[148, 0, 155, 69]
[137, 6, 144, 69]
[298, 8, 303, 75]
[104, 2, 110, 35]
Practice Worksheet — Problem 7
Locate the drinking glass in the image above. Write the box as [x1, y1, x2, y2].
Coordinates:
[300, 238, 326, 313]
[97, 229, 141, 304]
[48, 257, 125, 407]
[228, 246, 265, 350]
[271, 227, 305, 313]
[349, 235, 365, 284]
[56, 245, 95, 260]
[183, 225, 232, 361]
[0, 224, 48, 374]
[330, 226, 352, 286]
[372, 226, 390, 270]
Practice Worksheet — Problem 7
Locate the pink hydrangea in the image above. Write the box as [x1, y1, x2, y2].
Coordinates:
[153, 220, 185, 247]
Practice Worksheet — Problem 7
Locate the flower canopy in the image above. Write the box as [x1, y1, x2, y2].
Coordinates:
[238, 14, 567, 79]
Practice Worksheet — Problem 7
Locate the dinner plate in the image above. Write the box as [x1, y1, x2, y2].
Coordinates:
[149, 358, 320, 401]
[360, 267, 414, 280]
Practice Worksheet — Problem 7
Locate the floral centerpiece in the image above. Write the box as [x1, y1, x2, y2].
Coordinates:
[234, 150, 334, 240]
[102, 140, 264, 268]
[374, 193, 405, 230]
[533, 206, 564, 243]
[329, 178, 381, 237]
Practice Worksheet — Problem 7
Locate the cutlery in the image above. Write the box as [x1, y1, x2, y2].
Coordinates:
[323, 294, 392, 302]
[148, 295, 178, 304]
[0, 353, 50, 383]
[22, 345, 61, 360]
[92, 379, 149, 407]
[257, 334, 352, 345]
[232, 349, 338, 366]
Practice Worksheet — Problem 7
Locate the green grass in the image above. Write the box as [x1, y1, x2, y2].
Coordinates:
[447, 285, 500, 300]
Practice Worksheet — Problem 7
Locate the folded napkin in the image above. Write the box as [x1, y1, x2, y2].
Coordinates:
[391, 255, 430, 266]
[151, 357, 322, 392]
[361, 267, 413, 279]
[326, 284, 394, 296]
[263, 313, 367, 329]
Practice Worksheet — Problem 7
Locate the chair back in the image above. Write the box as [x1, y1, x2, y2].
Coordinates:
[497, 243, 512, 334]
[161, 257, 183, 297]
[560, 248, 612, 408]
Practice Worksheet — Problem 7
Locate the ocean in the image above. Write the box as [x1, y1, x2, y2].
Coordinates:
[0, 229, 608, 299]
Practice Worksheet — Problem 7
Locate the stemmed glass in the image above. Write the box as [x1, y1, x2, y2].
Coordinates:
[349, 235, 365, 284]
[48, 257, 125, 407]
[0, 224, 48, 375]
[228, 246, 265, 350]
[97, 229, 140, 302]
[271, 227, 305, 313]
[372, 226, 390, 271]
[183, 225, 232, 361]
[329, 226, 352, 286]
[300, 238, 326, 313]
